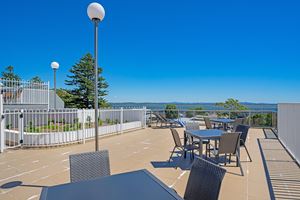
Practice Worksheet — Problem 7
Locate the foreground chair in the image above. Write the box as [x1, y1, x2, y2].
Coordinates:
[235, 124, 252, 162]
[211, 132, 244, 176]
[184, 158, 226, 200]
[169, 128, 198, 161]
[69, 150, 111, 183]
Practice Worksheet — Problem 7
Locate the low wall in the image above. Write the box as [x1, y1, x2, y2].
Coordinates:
[5, 121, 142, 147]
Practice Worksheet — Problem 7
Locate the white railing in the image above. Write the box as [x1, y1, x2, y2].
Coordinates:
[278, 104, 300, 164]
[0, 107, 146, 149]
[0, 79, 49, 105]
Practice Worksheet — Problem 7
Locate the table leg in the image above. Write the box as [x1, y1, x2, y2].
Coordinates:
[184, 131, 187, 158]
[199, 138, 203, 158]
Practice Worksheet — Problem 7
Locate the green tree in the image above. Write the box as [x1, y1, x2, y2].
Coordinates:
[65, 53, 109, 108]
[165, 104, 179, 119]
[56, 88, 77, 108]
[216, 98, 248, 118]
[1, 66, 21, 81]
[30, 76, 43, 83]
[186, 107, 204, 118]
[216, 98, 248, 110]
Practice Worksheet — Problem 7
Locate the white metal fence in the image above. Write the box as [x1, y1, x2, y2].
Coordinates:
[0, 107, 146, 151]
[0, 79, 49, 105]
[278, 103, 300, 164]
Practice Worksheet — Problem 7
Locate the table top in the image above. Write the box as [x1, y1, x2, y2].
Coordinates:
[185, 129, 224, 139]
[210, 118, 235, 124]
[40, 170, 183, 200]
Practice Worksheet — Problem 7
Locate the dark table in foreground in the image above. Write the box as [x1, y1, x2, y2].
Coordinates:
[184, 129, 224, 157]
[40, 170, 183, 200]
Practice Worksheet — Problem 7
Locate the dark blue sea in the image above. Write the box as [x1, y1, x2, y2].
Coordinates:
[110, 102, 277, 112]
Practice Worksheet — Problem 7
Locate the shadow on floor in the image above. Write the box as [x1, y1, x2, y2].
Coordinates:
[151, 152, 194, 170]
[1, 181, 45, 189]
[258, 130, 300, 200]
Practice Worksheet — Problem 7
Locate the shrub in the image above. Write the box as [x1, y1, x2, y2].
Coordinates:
[165, 104, 179, 119]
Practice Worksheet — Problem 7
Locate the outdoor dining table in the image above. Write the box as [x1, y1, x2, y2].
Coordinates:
[39, 169, 183, 200]
[210, 118, 235, 130]
[184, 129, 224, 157]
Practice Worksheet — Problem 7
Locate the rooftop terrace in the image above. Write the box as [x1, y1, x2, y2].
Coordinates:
[0, 126, 298, 200]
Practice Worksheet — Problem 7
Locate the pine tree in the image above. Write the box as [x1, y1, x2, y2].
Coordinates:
[65, 53, 109, 108]
[1, 66, 21, 81]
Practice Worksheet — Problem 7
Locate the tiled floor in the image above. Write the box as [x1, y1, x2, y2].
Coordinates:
[0, 127, 296, 200]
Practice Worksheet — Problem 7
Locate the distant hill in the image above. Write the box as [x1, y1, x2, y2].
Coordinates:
[110, 102, 277, 111]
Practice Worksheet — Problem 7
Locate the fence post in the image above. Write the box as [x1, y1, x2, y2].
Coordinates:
[120, 107, 123, 134]
[0, 94, 4, 153]
[19, 109, 24, 146]
[143, 106, 147, 128]
[82, 109, 86, 144]
[248, 111, 251, 127]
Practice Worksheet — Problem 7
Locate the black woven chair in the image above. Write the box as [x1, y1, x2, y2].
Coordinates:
[184, 158, 226, 200]
[69, 150, 111, 183]
[169, 128, 198, 161]
[235, 124, 252, 162]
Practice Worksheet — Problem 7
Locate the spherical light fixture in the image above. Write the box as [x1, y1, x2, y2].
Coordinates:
[51, 61, 59, 69]
[87, 2, 105, 21]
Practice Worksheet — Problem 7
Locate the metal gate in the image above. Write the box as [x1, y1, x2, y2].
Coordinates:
[0, 94, 23, 152]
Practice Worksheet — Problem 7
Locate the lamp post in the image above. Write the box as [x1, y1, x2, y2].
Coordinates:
[87, 2, 105, 151]
[50, 61, 59, 110]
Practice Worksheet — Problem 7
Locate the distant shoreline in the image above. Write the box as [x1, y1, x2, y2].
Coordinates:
[110, 102, 278, 111]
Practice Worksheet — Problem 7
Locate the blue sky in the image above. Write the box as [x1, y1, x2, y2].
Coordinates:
[1, 0, 299, 103]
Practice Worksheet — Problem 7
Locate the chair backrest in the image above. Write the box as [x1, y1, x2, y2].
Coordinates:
[218, 132, 241, 154]
[159, 113, 168, 121]
[232, 118, 244, 130]
[185, 122, 200, 131]
[235, 125, 250, 145]
[204, 117, 212, 129]
[154, 113, 165, 122]
[184, 158, 226, 200]
[170, 128, 182, 147]
[69, 150, 111, 183]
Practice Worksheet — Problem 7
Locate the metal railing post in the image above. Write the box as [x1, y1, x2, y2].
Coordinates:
[120, 107, 123, 133]
[19, 109, 24, 146]
[143, 107, 147, 128]
[0, 94, 4, 153]
[82, 109, 86, 144]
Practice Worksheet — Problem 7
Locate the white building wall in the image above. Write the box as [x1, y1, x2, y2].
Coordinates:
[278, 103, 300, 164]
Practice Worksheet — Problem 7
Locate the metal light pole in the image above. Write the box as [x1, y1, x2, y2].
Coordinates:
[51, 61, 59, 110]
[87, 2, 105, 151]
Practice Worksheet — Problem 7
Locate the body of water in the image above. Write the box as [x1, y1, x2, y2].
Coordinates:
[110, 102, 278, 112]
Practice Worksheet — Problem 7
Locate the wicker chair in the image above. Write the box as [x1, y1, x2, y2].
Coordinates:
[169, 128, 198, 161]
[235, 125, 252, 162]
[69, 150, 111, 183]
[184, 158, 226, 200]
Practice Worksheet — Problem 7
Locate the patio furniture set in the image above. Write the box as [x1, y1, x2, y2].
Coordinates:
[39, 117, 250, 200]
[168, 117, 252, 176]
[40, 150, 226, 200]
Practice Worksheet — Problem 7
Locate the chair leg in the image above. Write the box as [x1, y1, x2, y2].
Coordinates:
[224, 153, 227, 166]
[236, 153, 244, 176]
[243, 145, 252, 162]
[168, 147, 176, 162]
[229, 154, 231, 164]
